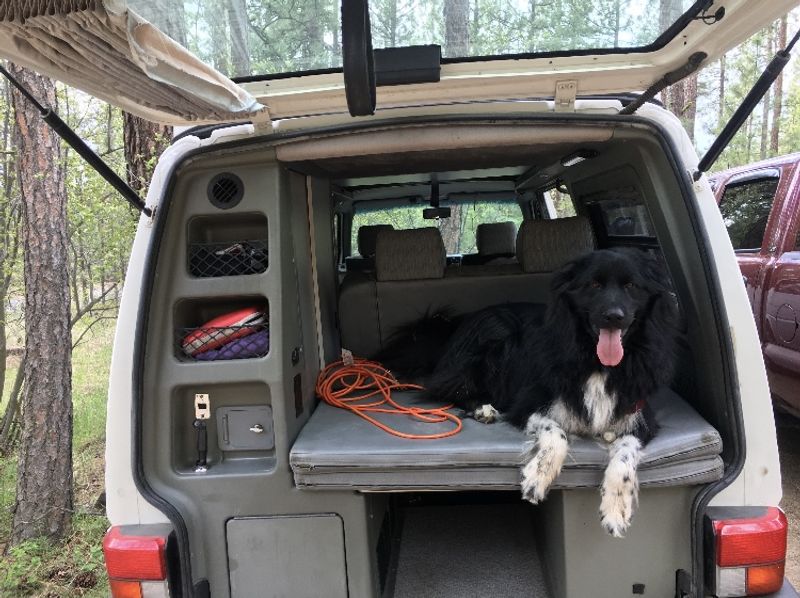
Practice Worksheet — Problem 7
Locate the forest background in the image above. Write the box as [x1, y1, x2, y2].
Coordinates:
[0, 2, 798, 595]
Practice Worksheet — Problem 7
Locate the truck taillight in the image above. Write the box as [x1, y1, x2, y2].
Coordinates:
[103, 525, 173, 598]
[706, 507, 788, 597]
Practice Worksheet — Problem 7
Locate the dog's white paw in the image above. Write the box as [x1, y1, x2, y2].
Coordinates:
[520, 418, 569, 504]
[599, 503, 630, 538]
[599, 435, 641, 538]
[473, 404, 500, 424]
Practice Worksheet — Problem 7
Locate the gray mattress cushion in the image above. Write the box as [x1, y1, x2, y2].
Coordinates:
[290, 387, 723, 491]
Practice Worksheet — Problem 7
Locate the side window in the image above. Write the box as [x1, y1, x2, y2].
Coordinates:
[595, 198, 655, 237]
[719, 177, 779, 252]
[542, 184, 576, 219]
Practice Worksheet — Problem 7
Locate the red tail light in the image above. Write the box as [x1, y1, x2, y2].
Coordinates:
[103, 525, 172, 598]
[706, 507, 788, 597]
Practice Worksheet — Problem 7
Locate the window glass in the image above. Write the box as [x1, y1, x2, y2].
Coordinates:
[719, 178, 779, 251]
[596, 198, 655, 237]
[129, 0, 700, 79]
[542, 187, 576, 219]
[351, 199, 523, 255]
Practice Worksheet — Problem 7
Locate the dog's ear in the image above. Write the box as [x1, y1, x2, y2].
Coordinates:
[637, 251, 672, 293]
[550, 254, 585, 294]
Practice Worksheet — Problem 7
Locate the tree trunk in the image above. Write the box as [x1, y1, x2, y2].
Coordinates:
[718, 55, 726, 128]
[444, 0, 470, 56]
[122, 113, 172, 199]
[439, 0, 470, 252]
[228, 0, 251, 77]
[760, 27, 773, 160]
[771, 15, 787, 153]
[9, 63, 73, 543]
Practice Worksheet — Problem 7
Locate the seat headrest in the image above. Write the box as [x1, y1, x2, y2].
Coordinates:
[476, 221, 517, 256]
[357, 224, 394, 257]
[375, 228, 446, 281]
[516, 216, 595, 273]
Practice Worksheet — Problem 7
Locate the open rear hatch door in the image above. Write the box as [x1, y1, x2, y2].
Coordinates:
[0, 0, 267, 125]
[0, 1, 798, 124]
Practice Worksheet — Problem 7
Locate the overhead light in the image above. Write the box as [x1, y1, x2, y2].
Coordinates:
[561, 149, 598, 168]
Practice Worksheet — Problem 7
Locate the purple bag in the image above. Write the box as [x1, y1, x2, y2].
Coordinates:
[193, 329, 269, 361]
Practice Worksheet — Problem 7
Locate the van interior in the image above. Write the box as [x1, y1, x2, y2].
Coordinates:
[137, 118, 734, 597]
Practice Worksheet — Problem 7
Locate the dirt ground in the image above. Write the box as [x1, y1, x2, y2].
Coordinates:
[777, 412, 800, 588]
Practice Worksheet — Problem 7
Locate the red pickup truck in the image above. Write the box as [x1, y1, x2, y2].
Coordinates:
[711, 153, 800, 416]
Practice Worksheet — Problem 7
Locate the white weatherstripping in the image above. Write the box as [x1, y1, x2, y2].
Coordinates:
[104, 124, 256, 526]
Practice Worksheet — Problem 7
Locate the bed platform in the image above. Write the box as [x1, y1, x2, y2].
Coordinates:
[289, 387, 723, 491]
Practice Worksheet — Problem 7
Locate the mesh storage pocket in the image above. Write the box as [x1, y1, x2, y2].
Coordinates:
[188, 240, 268, 278]
[178, 310, 269, 361]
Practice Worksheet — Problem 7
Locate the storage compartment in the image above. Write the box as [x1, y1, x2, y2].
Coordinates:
[227, 515, 347, 598]
[171, 382, 275, 474]
[187, 213, 268, 278]
[174, 297, 269, 361]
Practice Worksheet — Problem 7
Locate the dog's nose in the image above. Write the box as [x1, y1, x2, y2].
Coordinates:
[602, 308, 625, 326]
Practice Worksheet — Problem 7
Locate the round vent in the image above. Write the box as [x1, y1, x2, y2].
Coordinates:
[207, 173, 244, 209]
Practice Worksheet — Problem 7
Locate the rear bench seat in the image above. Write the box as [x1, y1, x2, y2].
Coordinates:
[298, 217, 724, 493]
[338, 217, 595, 358]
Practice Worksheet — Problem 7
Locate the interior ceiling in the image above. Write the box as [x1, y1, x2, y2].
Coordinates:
[287, 142, 588, 180]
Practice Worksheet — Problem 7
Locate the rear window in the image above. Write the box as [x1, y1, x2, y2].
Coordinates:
[719, 177, 779, 252]
[128, 0, 706, 79]
[351, 199, 523, 255]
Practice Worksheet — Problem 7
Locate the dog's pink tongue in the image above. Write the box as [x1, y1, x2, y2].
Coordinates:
[597, 329, 624, 366]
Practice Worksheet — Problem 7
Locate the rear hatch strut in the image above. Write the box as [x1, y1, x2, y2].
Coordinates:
[0, 64, 152, 217]
[693, 27, 800, 179]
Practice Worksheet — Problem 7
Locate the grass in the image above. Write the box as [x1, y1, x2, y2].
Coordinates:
[0, 319, 115, 597]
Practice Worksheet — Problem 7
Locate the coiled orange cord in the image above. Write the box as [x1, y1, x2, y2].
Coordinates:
[315, 358, 462, 439]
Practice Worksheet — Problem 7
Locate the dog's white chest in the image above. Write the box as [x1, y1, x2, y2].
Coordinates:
[583, 372, 616, 435]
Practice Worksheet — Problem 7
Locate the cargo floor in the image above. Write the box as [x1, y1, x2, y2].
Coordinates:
[392, 503, 551, 598]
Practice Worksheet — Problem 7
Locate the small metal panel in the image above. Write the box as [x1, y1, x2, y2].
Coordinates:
[216, 405, 274, 451]
[227, 515, 347, 598]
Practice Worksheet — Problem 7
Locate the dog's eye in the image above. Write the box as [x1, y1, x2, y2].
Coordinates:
[624, 282, 636, 290]
[590, 280, 602, 289]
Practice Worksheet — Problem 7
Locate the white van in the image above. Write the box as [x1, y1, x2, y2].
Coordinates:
[1, 1, 798, 597]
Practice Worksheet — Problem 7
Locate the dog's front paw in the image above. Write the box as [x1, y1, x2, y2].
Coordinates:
[599, 500, 631, 538]
[521, 458, 550, 504]
[473, 404, 499, 424]
[520, 435, 567, 505]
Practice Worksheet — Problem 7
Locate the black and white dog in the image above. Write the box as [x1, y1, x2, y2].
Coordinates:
[381, 248, 679, 536]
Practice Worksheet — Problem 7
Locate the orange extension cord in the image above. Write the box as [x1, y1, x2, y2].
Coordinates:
[316, 358, 462, 439]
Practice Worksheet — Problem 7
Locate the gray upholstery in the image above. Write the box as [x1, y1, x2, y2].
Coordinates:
[357, 224, 394, 257]
[290, 387, 723, 491]
[517, 216, 595, 273]
[375, 228, 446, 282]
[477, 221, 517, 256]
[338, 217, 600, 358]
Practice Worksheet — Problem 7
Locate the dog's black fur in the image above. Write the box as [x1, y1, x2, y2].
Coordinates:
[426, 248, 678, 440]
[378, 247, 680, 535]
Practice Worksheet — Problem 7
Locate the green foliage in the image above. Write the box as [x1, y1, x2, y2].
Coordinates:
[0, 320, 114, 597]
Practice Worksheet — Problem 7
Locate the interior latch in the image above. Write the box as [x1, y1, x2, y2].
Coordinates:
[555, 80, 578, 112]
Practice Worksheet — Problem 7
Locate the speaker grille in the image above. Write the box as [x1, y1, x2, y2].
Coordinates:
[208, 173, 244, 209]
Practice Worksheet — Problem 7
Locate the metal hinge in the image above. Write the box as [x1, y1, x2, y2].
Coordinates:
[555, 80, 578, 112]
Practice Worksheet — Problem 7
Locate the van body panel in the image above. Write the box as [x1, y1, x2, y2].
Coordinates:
[106, 101, 785, 597]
